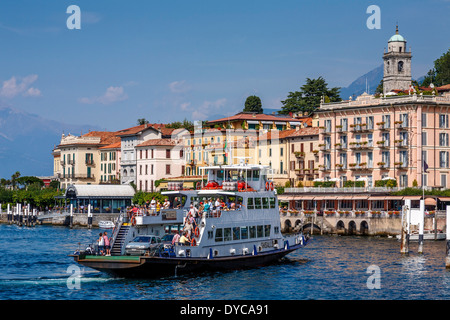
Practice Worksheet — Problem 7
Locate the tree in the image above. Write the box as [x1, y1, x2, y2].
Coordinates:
[137, 118, 149, 125]
[279, 77, 341, 115]
[421, 49, 450, 87]
[243, 95, 263, 113]
[10, 171, 21, 190]
[166, 118, 194, 132]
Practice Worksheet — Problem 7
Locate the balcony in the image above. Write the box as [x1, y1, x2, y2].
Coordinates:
[85, 159, 95, 166]
[349, 141, 371, 149]
[73, 173, 95, 179]
[335, 164, 347, 171]
[318, 165, 331, 171]
[68, 159, 75, 165]
[377, 140, 389, 148]
[294, 151, 305, 158]
[320, 126, 332, 135]
[377, 122, 390, 131]
[335, 143, 347, 150]
[336, 125, 347, 133]
[394, 140, 408, 148]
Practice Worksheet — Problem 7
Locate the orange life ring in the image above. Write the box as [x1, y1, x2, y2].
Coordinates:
[265, 181, 270, 191]
[270, 182, 274, 191]
[194, 227, 199, 237]
[191, 238, 197, 246]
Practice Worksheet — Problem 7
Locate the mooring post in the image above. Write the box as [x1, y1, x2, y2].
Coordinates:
[18, 204, 23, 226]
[400, 200, 410, 254]
[446, 206, 450, 268]
[70, 204, 73, 229]
[7, 204, 11, 224]
[418, 200, 425, 254]
[88, 204, 92, 229]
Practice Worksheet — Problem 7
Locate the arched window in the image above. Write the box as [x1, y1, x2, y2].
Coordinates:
[398, 61, 404, 72]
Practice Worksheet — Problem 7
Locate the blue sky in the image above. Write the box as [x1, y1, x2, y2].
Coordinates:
[0, 0, 449, 131]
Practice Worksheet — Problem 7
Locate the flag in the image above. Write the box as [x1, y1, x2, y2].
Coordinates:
[423, 160, 429, 173]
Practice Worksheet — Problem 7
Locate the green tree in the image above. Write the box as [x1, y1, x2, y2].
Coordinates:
[243, 95, 263, 113]
[137, 118, 149, 125]
[166, 118, 194, 132]
[279, 77, 341, 115]
[421, 49, 450, 87]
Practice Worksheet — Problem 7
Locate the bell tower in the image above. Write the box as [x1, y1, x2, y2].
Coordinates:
[382, 25, 412, 94]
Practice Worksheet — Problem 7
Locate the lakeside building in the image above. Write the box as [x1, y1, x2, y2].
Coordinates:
[54, 131, 120, 189]
[315, 27, 450, 189]
[135, 128, 187, 192]
[98, 140, 121, 184]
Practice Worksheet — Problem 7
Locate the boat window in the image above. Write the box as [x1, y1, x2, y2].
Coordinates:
[233, 227, 240, 240]
[252, 170, 260, 181]
[247, 198, 254, 210]
[269, 197, 276, 209]
[255, 198, 262, 210]
[262, 198, 269, 209]
[257, 225, 264, 238]
[215, 228, 223, 242]
[249, 226, 256, 238]
[224, 228, 232, 241]
[237, 196, 243, 210]
[241, 226, 248, 240]
[264, 225, 271, 237]
[157, 237, 162, 243]
[245, 170, 252, 180]
[217, 170, 224, 181]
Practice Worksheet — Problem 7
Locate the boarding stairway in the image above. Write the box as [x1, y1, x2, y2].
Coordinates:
[111, 223, 130, 256]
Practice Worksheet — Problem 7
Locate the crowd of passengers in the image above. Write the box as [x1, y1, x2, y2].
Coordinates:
[125, 197, 243, 247]
[126, 196, 243, 218]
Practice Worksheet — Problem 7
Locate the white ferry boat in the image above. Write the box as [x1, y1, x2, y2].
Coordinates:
[71, 162, 309, 277]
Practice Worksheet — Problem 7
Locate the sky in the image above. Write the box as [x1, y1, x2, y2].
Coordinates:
[0, 0, 449, 132]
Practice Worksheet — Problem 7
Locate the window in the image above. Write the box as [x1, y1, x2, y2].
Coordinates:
[400, 151, 408, 167]
[224, 228, 232, 241]
[241, 227, 248, 240]
[422, 113, 427, 128]
[269, 197, 276, 209]
[166, 164, 171, 175]
[247, 198, 254, 210]
[340, 135, 347, 149]
[340, 153, 347, 169]
[382, 115, 391, 128]
[232, 227, 240, 241]
[262, 198, 269, 209]
[215, 228, 223, 242]
[341, 118, 348, 131]
[264, 225, 271, 237]
[440, 115, 449, 129]
[440, 151, 449, 168]
[422, 132, 427, 146]
[254, 198, 262, 209]
[249, 226, 256, 238]
[440, 133, 449, 147]
[257, 225, 264, 238]
[382, 151, 390, 167]
[441, 175, 447, 189]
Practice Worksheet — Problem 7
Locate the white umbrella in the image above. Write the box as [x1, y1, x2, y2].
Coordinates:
[329, 178, 339, 181]
[356, 177, 368, 181]
[313, 178, 323, 182]
[382, 177, 396, 180]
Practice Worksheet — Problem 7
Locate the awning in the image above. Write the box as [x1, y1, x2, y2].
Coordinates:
[368, 196, 387, 200]
[403, 196, 422, 200]
[438, 197, 450, 202]
[352, 195, 369, 200]
[386, 196, 404, 200]
[425, 198, 437, 206]
[318, 196, 338, 200]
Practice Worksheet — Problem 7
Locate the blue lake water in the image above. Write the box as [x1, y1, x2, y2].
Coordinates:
[1, 223, 450, 300]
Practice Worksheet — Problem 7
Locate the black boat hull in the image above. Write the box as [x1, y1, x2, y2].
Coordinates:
[71, 243, 306, 278]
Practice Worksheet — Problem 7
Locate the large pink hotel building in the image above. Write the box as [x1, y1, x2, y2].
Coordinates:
[316, 27, 450, 189]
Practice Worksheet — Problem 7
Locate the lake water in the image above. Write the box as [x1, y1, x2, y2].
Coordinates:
[1, 223, 450, 301]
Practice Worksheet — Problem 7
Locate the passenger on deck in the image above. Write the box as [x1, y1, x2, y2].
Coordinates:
[172, 231, 180, 245]
[215, 198, 221, 208]
[163, 198, 170, 209]
[173, 197, 181, 209]
[179, 232, 190, 246]
[183, 219, 193, 238]
[103, 232, 111, 256]
[98, 233, 104, 255]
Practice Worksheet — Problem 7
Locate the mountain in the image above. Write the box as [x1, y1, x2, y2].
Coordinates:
[339, 65, 384, 100]
[0, 106, 99, 179]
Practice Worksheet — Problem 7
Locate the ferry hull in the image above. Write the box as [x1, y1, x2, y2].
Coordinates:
[71, 243, 306, 278]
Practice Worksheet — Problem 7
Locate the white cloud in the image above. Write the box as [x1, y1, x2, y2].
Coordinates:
[192, 98, 227, 121]
[169, 80, 191, 93]
[79, 86, 128, 105]
[180, 102, 191, 111]
[0, 74, 41, 98]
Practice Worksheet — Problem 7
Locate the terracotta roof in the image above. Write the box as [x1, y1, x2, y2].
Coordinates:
[286, 127, 319, 138]
[99, 141, 121, 150]
[207, 112, 299, 124]
[258, 129, 296, 141]
[136, 138, 178, 147]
